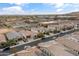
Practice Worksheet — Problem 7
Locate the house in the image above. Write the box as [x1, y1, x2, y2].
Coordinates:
[5, 31, 23, 40]
[57, 15, 77, 20]
[18, 30, 38, 39]
[56, 37, 79, 55]
[0, 28, 14, 34]
[38, 40, 74, 56]
[14, 46, 43, 56]
[39, 21, 58, 26]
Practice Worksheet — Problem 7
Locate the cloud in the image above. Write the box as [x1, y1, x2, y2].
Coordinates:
[50, 3, 79, 13]
[0, 3, 79, 15]
[3, 6, 23, 12]
[43, 3, 65, 13]
[44, 3, 64, 8]
[54, 3, 64, 8]
[0, 6, 26, 15]
[56, 8, 63, 12]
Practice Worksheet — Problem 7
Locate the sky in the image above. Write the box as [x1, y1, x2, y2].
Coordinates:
[0, 3, 79, 15]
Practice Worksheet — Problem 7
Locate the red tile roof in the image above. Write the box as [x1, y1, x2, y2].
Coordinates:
[15, 46, 42, 56]
[56, 37, 79, 52]
[38, 41, 74, 56]
[0, 34, 6, 43]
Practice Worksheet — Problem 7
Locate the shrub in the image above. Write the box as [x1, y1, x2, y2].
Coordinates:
[53, 29, 60, 34]
[7, 39, 17, 46]
[43, 31, 50, 35]
[62, 27, 66, 31]
[36, 32, 44, 38]
[0, 39, 17, 48]
[0, 42, 8, 48]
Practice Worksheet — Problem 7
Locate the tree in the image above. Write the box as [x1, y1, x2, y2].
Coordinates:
[62, 26, 73, 31]
[66, 26, 73, 30]
[53, 29, 60, 34]
[7, 39, 17, 46]
[54, 15, 58, 20]
[49, 30, 53, 33]
[43, 24, 48, 28]
[43, 31, 50, 35]
[36, 32, 44, 38]
[3, 23, 11, 28]
[0, 39, 17, 48]
[62, 27, 66, 31]
[0, 42, 7, 48]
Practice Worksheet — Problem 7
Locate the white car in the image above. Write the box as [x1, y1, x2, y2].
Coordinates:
[24, 46, 31, 50]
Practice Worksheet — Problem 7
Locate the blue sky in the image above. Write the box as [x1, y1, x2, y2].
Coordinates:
[0, 3, 79, 15]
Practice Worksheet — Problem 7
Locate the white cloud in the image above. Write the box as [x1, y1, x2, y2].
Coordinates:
[9, 3, 24, 6]
[0, 3, 79, 15]
[44, 3, 64, 7]
[70, 8, 79, 12]
[3, 6, 23, 12]
[56, 8, 63, 12]
[43, 3, 65, 13]
[0, 6, 26, 15]
[54, 3, 64, 8]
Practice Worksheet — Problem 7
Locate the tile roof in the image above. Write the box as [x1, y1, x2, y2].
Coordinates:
[15, 46, 42, 56]
[39, 21, 58, 24]
[0, 34, 6, 43]
[18, 30, 38, 38]
[47, 45, 74, 56]
[38, 40, 74, 56]
[0, 28, 14, 34]
[56, 37, 79, 52]
[5, 31, 22, 40]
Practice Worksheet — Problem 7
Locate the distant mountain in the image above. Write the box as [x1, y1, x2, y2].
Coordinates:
[63, 11, 79, 19]
[66, 11, 79, 16]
